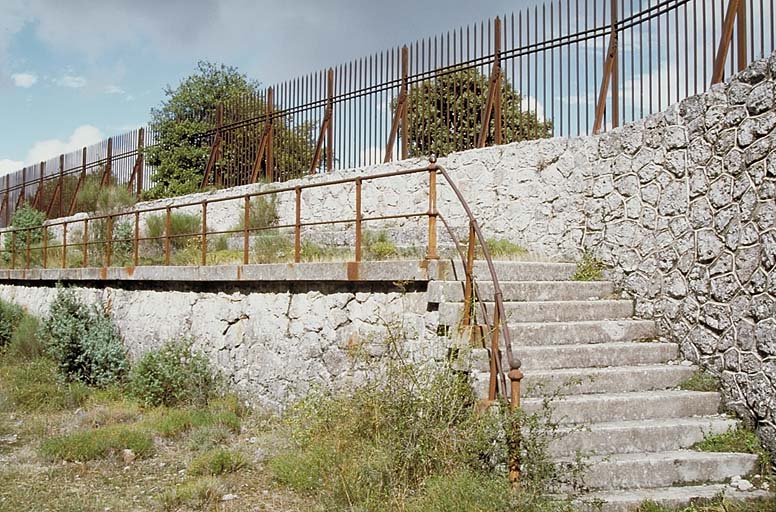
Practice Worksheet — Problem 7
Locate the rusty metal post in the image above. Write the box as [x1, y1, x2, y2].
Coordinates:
[488, 301, 502, 402]
[25, 228, 30, 269]
[611, 0, 619, 130]
[712, 0, 741, 84]
[355, 178, 362, 262]
[3, 175, 9, 227]
[494, 17, 503, 145]
[201, 105, 224, 189]
[133, 211, 140, 267]
[35, 162, 44, 211]
[326, 69, 334, 172]
[478, 17, 503, 148]
[62, 222, 68, 269]
[310, 69, 335, 175]
[137, 127, 145, 197]
[201, 201, 208, 266]
[20, 167, 26, 207]
[294, 187, 301, 263]
[69, 147, 87, 216]
[105, 215, 113, 268]
[82, 219, 89, 268]
[58, 154, 64, 217]
[101, 137, 113, 188]
[461, 221, 476, 327]
[10, 231, 15, 269]
[243, 195, 250, 264]
[384, 46, 409, 163]
[42, 225, 47, 269]
[426, 168, 438, 260]
[736, 0, 747, 72]
[215, 105, 223, 188]
[266, 88, 274, 181]
[164, 206, 171, 266]
[593, 0, 620, 134]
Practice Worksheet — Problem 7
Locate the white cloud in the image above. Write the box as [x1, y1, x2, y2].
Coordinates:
[25, 125, 103, 164]
[104, 84, 124, 95]
[0, 159, 24, 176]
[57, 75, 86, 88]
[11, 72, 37, 88]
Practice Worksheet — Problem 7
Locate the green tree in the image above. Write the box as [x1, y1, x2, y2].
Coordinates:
[146, 61, 315, 199]
[404, 68, 552, 157]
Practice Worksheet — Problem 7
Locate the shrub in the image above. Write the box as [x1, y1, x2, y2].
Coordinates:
[75, 175, 136, 214]
[0, 298, 25, 349]
[5, 313, 45, 362]
[239, 194, 279, 231]
[146, 212, 202, 252]
[0, 358, 90, 412]
[253, 231, 294, 263]
[129, 338, 221, 408]
[571, 251, 604, 281]
[363, 230, 399, 260]
[188, 448, 247, 476]
[2, 204, 46, 266]
[40, 424, 154, 461]
[405, 469, 513, 512]
[37, 287, 128, 387]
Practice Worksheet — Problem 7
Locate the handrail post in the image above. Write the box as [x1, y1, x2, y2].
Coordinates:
[42, 225, 48, 269]
[326, 69, 335, 172]
[62, 222, 68, 269]
[164, 206, 171, 266]
[201, 201, 208, 266]
[426, 167, 438, 260]
[736, 0, 747, 72]
[462, 221, 476, 327]
[105, 215, 113, 268]
[294, 187, 301, 263]
[25, 228, 30, 270]
[82, 219, 89, 268]
[10, 231, 15, 269]
[243, 195, 250, 264]
[355, 178, 362, 262]
[58, 154, 64, 217]
[133, 212, 140, 267]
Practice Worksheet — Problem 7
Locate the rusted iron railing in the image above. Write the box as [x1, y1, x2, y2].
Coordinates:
[0, 160, 517, 403]
[2, 0, 773, 228]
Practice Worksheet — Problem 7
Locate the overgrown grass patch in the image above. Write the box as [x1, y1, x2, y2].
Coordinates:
[188, 447, 247, 476]
[40, 423, 154, 462]
[145, 407, 240, 438]
[157, 476, 225, 511]
[693, 426, 773, 476]
[679, 370, 719, 392]
[483, 238, 529, 259]
[571, 251, 604, 281]
[0, 358, 90, 412]
[634, 496, 776, 511]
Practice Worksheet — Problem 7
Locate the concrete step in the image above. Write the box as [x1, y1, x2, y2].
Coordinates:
[549, 417, 739, 457]
[579, 450, 760, 491]
[440, 300, 634, 324]
[472, 364, 697, 397]
[521, 390, 721, 424]
[445, 261, 580, 282]
[470, 342, 680, 371]
[577, 484, 773, 512]
[508, 319, 657, 346]
[427, 280, 616, 303]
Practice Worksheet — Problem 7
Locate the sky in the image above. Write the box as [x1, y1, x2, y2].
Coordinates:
[0, 0, 533, 175]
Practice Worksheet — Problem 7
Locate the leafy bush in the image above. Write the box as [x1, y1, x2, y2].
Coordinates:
[75, 174, 136, 214]
[129, 338, 221, 408]
[0, 298, 25, 349]
[188, 448, 247, 476]
[571, 251, 604, 281]
[2, 204, 46, 266]
[37, 287, 128, 387]
[40, 424, 154, 461]
[0, 358, 90, 412]
[146, 212, 202, 253]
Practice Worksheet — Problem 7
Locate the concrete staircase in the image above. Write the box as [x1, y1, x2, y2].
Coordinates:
[430, 261, 770, 511]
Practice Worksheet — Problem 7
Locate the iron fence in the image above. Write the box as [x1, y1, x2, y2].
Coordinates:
[1, 0, 773, 227]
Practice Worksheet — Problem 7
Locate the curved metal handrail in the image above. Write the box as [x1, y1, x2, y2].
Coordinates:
[432, 159, 520, 406]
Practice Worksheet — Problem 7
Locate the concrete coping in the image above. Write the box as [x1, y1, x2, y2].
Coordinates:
[0, 259, 459, 283]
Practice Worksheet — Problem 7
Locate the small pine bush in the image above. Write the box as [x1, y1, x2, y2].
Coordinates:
[129, 338, 221, 408]
[37, 287, 128, 387]
[2, 204, 46, 265]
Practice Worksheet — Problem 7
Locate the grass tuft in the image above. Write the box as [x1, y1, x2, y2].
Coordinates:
[483, 238, 529, 259]
[0, 358, 90, 412]
[158, 477, 224, 512]
[678, 370, 719, 392]
[188, 447, 247, 476]
[40, 424, 154, 462]
[571, 251, 604, 281]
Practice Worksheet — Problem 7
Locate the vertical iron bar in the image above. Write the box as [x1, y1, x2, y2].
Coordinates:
[243, 195, 250, 265]
[355, 178, 362, 262]
[201, 202, 208, 266]
[294, 187, 301, 263]
[62, 223, 67, 269]
[82, 219, 88, 268]
[427, 168, 438, 260]
[133, 211, 139, 267]
[164, 206, 171, 266]
[105, 215, 112, 268]
[612, 0, 619, 129]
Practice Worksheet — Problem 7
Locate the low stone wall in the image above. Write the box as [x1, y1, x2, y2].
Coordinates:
[0, 276, 443, 411]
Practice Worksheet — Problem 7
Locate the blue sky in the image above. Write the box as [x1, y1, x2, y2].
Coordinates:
[0, 0, 529, 174]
